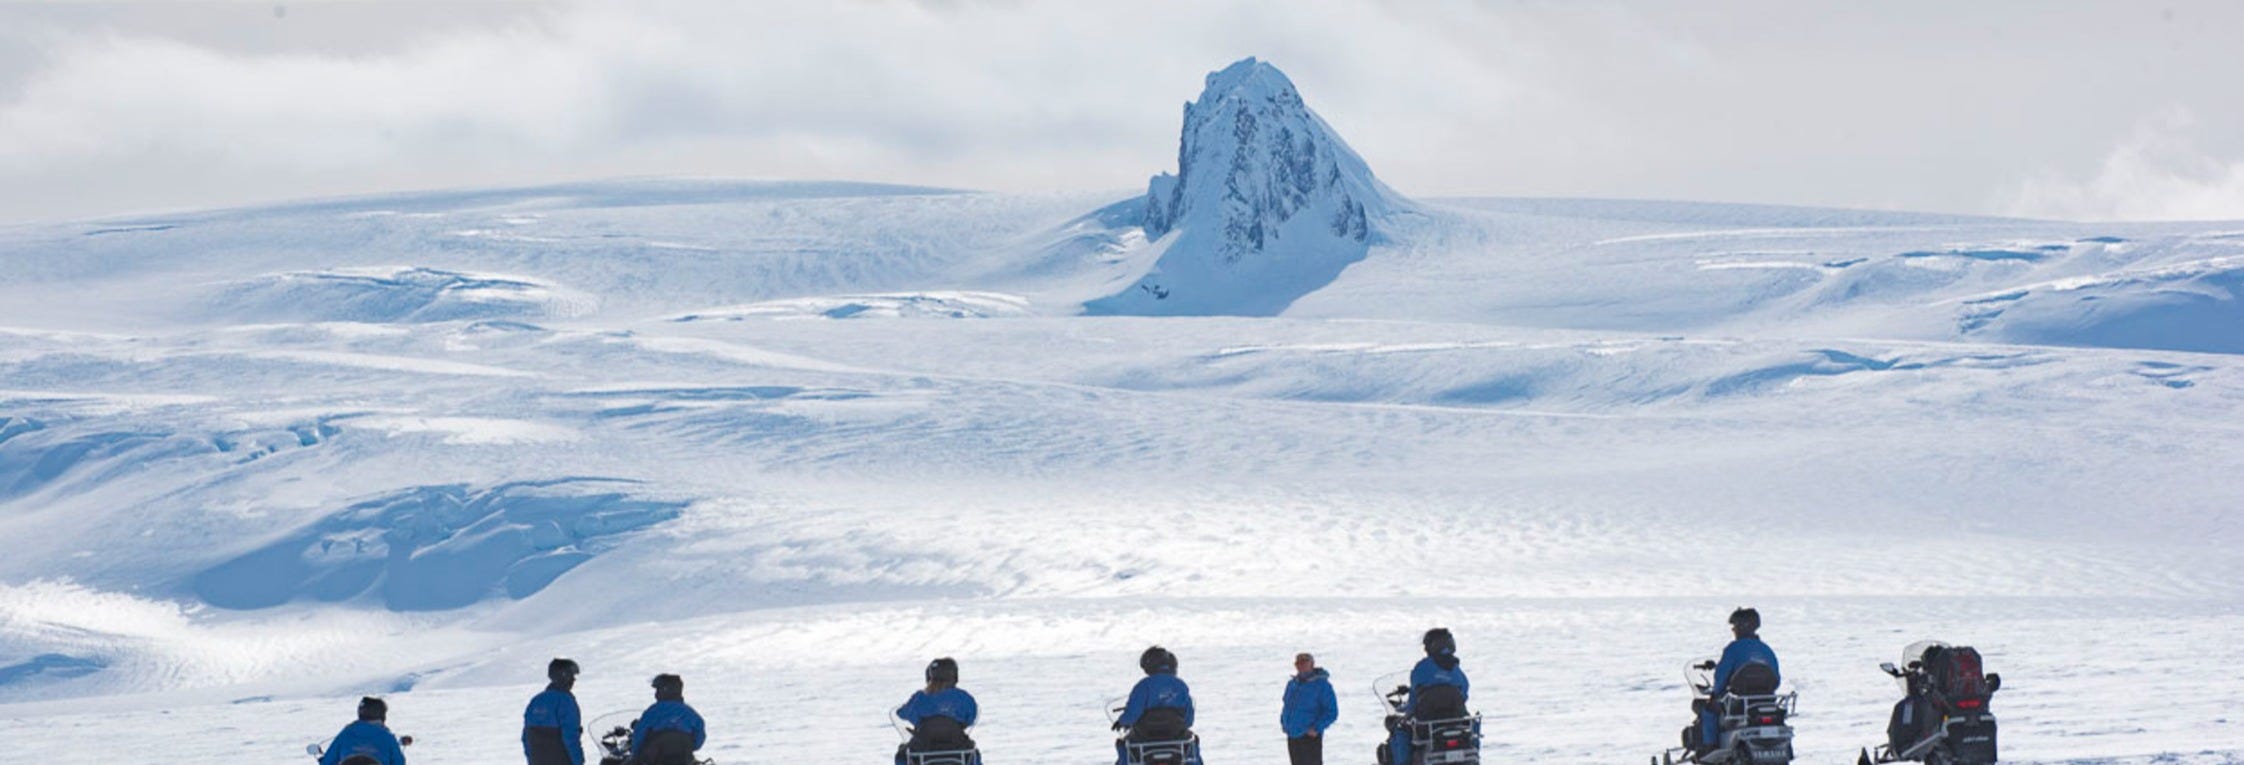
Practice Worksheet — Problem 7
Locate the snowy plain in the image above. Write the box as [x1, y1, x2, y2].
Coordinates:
[0, 175, 2239, 765]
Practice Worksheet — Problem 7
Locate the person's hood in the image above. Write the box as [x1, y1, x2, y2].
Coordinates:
[1296, 667, 1329, 682]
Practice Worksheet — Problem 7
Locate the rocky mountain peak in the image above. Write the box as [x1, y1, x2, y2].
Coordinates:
[1093, 57, 1406, 316]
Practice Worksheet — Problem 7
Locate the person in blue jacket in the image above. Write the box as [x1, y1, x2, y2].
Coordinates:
[523, 658, 584, 765]
[630, 674, 707, 765]
[1697, 607, 1781, 751]
[320, 697, 408, 765]
[896, 657, 980, 765]
[1387, 628, 1469, 765]
[1280, 652, 1338, 765]
[1115, 646, 1199, 765]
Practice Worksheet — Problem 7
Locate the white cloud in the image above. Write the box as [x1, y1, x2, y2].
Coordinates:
[1, 1, 2241, 223]
[2004, 108, 2244, 222]
[0, 0, 1542, 221]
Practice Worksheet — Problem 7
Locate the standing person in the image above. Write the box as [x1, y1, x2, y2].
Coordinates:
[630, 674, 707, 765]
[1280, 652, 1338, 765]
[896, 657, 980, 765]
[320, 697, 408, 765]
[1114, 646, 1199, 765]
[1695, 608, 1780, 753]
[524, 658, 584, 765]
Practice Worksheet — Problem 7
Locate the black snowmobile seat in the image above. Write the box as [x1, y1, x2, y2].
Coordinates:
[1413, 683, 1468, 720]
[910, 715, 977, 751]
[1886, 695, 1934, 755]
[1726, 662, 1779, 696]
[1128, 706, 1192, 742]
[633, 729, 698, 765]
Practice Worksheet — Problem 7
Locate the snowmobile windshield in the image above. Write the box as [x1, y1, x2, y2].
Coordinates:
[1371, 670, 1411, 713]
[1902, 641, 1948, 669]
[585, 710, 641, 761]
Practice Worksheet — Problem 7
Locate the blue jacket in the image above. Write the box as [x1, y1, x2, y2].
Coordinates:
[522, 686, 584, 765]
[1404, 655, 1469, 715]
[899, 687, 980, 727]
[1712, 636, 1780, 697]
[321, 720, 407, 765]
[1280, 668, 1338, 737]
[630, 699, 707, 754]
[1118, 672, 1194, 728]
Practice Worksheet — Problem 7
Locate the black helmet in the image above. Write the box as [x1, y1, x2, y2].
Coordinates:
[1422, 628, 1456, 657]
[925, 657, 959, 685]
[1729, 607, 1761, 634]
[651, 673, 684, 699]
[357, 696, 387, 722]
[548, 658, 580, 684]
[1139, 646, 1177, 675]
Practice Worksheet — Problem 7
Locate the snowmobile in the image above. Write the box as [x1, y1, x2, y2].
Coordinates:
[1107, 696, 1201, 765]
[304, 735, 411, 765]
[1856, 642, 2001, 765]
[1653, 659, 1795, 765]
[587, 710, 714, 765]
[1373, 671, 1481, 765]
[892, 708, 982, 765]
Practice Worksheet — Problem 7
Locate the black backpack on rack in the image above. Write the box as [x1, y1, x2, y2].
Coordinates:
[1923, 646, 1991, 711]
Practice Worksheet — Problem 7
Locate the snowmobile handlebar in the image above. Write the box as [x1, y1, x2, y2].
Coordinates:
[1683, 659, 1717, 696]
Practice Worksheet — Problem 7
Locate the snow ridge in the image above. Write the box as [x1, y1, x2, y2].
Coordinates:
[1091, 58, 1408, 316]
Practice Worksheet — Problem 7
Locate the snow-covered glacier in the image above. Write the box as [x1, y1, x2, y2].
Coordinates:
[1, 59, 2241, 765]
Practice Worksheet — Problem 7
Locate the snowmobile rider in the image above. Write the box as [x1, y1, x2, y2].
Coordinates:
[1280, 652, 1338, 765]
[1387, 628, 1470, 765]
[896, 657, 980, 765]
[629, 673, 707, 765]
[1697, 607, 1781, 752]
[320, 696, 409, 765]
[1115, 645, 1199, 765]
[523, 658, 584, 765]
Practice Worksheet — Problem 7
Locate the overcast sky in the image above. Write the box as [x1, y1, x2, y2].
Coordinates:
[3, 0, 2242, 224]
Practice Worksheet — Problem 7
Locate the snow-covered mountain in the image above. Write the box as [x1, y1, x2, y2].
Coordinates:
[1088, 58, 1407, 316]
[1, 60, 2242, 765]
